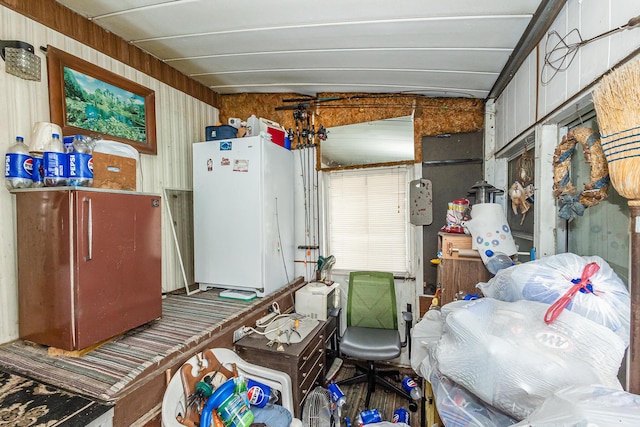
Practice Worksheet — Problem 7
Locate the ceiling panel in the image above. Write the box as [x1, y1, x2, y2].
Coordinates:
[197, 69, 496, 92]
[134, 18, 530, 57]
[169, 50, 510, 75]
[54, 0, 548, 96]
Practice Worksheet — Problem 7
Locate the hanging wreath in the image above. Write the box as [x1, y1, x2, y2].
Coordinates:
[553, 127, 610, 220]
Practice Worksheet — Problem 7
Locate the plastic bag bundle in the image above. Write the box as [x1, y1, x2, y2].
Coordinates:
[434, 298, 625, 420]
[429, 370, 518, 427]
[477, 253, 630, 345]
[513, 385, 640, 426]
[410, 309, 444, 377]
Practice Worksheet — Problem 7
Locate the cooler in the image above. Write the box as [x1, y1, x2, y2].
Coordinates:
[259, 118, 287, 148]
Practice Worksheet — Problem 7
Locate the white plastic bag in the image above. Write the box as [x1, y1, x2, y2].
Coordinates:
[513, 385, 640, 426]
[430, 370, 518, 427]
[410, 309, 444, 377]
[94, 139, 140, 161]
[477, 253, 630, 344]
[434, 298, 625, 420]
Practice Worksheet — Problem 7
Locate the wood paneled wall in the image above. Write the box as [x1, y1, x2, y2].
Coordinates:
[0, 0, 220, 108]
[220, 93, 485, 163]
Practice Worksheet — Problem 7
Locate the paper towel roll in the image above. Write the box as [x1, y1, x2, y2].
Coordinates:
[30, 122, 62, 153]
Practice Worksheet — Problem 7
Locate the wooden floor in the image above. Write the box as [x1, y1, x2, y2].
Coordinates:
[334, 362, 423, 427]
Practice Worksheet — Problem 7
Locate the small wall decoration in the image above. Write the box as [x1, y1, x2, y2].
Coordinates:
[552, 127, 609, 220]
[46, 45, 157, 155]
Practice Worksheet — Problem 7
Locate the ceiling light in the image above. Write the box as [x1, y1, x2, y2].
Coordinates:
[0, 40, 41, 81]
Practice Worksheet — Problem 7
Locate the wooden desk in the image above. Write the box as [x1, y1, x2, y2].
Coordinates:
[234, 320, 327, 417]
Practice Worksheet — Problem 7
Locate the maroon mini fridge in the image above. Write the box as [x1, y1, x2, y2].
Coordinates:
[15, 188, 162, 351]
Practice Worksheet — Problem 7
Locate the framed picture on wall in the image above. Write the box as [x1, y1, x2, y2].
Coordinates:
[46, 45, 157, 155]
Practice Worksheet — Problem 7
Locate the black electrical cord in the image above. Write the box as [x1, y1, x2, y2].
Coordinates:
[542, 15, 640, 86]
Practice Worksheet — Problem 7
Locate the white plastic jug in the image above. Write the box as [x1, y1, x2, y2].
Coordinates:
[246, 115, 260, 137]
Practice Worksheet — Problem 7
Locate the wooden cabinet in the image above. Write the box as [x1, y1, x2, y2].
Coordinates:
[235, 320, 326, 417]
[436, 232, 492, 306]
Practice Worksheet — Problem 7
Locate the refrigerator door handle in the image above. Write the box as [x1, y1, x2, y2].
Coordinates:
[84, 196, 93, 261]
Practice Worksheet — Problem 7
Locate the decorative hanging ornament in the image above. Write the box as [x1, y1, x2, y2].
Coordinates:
[552, 127, 610, 221]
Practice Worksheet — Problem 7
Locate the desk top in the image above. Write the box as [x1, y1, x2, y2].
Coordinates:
[235, 319, 325, 357]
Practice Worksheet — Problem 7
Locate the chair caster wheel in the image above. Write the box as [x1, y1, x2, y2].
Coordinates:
[409, 401, 418, 412]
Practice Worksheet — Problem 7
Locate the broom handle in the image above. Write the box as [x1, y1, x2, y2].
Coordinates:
[630, 203, 640, 394]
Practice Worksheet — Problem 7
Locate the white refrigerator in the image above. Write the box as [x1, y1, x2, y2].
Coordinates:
[193, 135, 294, 297]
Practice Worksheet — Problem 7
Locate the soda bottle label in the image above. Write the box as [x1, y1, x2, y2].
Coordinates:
[246, 379, 272, 408]
[5, 153, 33, 179]
[392, 408, 410, 424]
[327, 383, 345, 404]
[69, 153, 93, 179]
[359, 409, 382, 425]
[44, 151, 68, 179]
[401, 377, 417, 393]
[32, 156, 43, 185]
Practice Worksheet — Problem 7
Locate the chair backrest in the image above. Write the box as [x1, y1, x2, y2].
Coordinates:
[347, 271, 397, 330]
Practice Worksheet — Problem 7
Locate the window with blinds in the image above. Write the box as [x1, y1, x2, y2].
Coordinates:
[325, 166, 410, 273]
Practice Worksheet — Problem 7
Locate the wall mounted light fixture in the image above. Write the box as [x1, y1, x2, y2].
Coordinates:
[0, 40, 41, 81]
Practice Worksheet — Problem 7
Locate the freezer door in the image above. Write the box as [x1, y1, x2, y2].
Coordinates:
[193, 137, 263, 290]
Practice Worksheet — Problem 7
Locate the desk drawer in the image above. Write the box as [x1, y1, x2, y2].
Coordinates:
[299, 333, 324, 374]
[300, 349, 324, 400]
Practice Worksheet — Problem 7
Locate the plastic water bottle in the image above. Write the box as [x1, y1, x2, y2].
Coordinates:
[484, 250, 514, 275]
[68, 135, 93, 187]
[246, 378, 279, 408]
[355, 409, 381, 426]
[5, 136, 33, 189]
[246, 114, 260, 137]
[401, 376, 423, 400]
[43, 133, 68, 186]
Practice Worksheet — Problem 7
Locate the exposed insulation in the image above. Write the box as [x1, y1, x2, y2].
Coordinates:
[220, 93, 484, 165]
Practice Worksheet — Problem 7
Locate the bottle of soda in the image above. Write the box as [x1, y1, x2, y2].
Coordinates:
[401, 376, 423, 400]
[246, 378, 279, 408]
[328, 383, 347, 417]
[30, 152, 44, 188]
[355, 409, 381, 426]
[5, 136, 33, 189]
[43, 133, 68, 186]
[68, 135, 93, 187]
[392, 407, 410, 424]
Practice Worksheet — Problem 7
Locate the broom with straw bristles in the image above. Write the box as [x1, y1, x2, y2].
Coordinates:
[592, 56, 640, 395]
[592, 57, 640, 199]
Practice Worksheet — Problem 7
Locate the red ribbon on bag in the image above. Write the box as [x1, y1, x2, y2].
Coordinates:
[544, 262, 600, 324]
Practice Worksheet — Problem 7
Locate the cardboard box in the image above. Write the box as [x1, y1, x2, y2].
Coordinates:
[91, 152, 137, 191]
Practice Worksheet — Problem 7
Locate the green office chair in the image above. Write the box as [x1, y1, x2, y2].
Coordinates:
[336, 271, 414, 409]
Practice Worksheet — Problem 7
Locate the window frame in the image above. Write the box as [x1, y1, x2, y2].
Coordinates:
[321, 165, 414, 275]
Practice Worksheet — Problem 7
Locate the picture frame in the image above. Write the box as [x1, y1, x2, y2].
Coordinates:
[46, 45, 157, 155]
